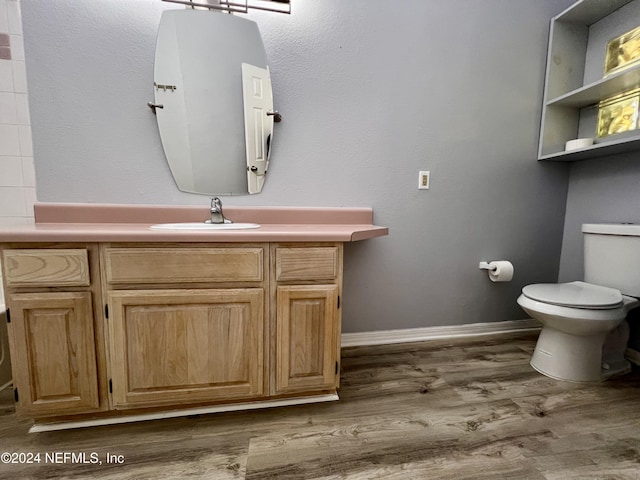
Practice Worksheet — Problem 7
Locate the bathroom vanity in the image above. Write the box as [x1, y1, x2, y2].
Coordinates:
[0, 203, 387, 430]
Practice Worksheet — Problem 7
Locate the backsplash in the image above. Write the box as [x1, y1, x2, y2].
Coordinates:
[0, 0, 35, 305]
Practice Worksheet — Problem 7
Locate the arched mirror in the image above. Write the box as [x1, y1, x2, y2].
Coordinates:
[152, 9, 274, 195]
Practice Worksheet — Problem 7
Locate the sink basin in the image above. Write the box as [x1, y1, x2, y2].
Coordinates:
[150, 222, 260, 231]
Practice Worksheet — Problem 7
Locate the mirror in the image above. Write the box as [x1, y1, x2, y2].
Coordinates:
[153, 9, 274, 195]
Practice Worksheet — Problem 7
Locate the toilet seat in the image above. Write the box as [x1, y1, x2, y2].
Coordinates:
[522, 281, 623, 310]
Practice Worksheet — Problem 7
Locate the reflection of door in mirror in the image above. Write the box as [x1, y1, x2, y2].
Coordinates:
[242, 63, 273, 194]
[153, 10, 273, 195]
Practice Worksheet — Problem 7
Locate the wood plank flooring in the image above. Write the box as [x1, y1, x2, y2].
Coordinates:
[1, 331, 639, 479]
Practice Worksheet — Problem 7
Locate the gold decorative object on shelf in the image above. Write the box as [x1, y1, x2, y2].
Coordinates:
[597, 88, 640, 138]
[604, 25, 640, 76]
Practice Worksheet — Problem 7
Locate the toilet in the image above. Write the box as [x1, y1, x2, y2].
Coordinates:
[517, 223, 640, 383]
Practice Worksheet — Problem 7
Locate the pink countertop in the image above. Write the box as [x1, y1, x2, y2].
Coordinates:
[0, 203, 389, 243]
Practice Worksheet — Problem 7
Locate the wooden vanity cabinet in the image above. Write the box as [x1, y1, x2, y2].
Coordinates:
[0, 246, 106, 418]
[101, 244, 269, 409]
[271, 244, 343, 395]
[0, 241, 344, 423]
[107, 288, 265, 409]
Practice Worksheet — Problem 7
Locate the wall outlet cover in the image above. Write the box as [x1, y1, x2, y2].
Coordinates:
[418, 171, 430, 190]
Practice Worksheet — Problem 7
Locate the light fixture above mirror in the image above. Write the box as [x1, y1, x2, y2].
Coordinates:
[162, 0, 291, 15]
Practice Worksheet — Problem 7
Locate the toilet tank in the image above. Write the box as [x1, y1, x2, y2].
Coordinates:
[583, 223, 640, 297]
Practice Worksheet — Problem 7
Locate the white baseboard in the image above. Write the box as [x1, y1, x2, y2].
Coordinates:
[341, 319, 541, 348]
[625, 348, 640, 366]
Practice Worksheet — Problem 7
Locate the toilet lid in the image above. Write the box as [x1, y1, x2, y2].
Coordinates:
[522, 281, 623, 309]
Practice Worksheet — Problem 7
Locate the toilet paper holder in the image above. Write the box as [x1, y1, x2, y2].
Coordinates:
[478, 261, 497, 271]
[479, 260, 514, 282]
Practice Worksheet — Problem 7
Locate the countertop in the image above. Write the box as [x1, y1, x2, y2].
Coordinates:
[0, 203, 389, 243]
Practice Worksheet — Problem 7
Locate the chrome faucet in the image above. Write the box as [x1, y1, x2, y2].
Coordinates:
[206, 197, 232, 224]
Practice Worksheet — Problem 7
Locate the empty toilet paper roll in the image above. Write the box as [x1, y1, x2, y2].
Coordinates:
[488, 261, 514, 282]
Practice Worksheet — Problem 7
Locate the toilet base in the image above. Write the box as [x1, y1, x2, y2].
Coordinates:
[601, 359, 631, 380]
[531, 327, 607, 383]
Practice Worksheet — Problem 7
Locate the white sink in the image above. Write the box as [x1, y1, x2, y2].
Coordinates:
[150, 222, 260, 231]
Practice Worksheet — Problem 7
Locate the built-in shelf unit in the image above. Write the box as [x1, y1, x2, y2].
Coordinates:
[539, 0, 640, 161]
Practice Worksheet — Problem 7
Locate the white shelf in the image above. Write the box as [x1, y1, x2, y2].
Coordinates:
[539, 133, 640, 161]
[538, 0, 640, 161]
[547, 64, 640, 107]
[555, 0, 633, 25]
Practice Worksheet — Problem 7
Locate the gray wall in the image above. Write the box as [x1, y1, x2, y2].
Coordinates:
[21, 0, 574, 333]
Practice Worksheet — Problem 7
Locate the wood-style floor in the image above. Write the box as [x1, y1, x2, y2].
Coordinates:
[1, 331, 640, 479]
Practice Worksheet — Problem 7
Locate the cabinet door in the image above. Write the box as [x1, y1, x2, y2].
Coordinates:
[8, 292, 100, 417]
[275, 285, 339, 395]
[109, 289, 264, 409]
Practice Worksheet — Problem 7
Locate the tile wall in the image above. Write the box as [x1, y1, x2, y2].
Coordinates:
[0, 0, 34, 304]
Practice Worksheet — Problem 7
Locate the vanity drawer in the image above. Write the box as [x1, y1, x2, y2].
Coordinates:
[275, 246, 340, 282]
[2, 249, 90, 287]
[103, 247, 264, 285]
